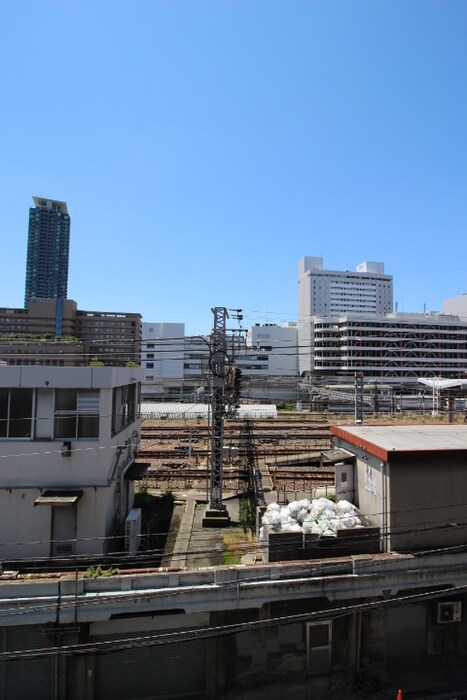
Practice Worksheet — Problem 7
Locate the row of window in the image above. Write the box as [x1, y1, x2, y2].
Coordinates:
[0, 384, 140, 440]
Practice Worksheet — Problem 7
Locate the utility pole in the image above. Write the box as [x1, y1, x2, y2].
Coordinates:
[355, 372, 364, 424]
[203, 307, 231, 527]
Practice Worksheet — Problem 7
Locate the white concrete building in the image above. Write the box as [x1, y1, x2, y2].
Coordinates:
[141, 323, 299, 402]
[298, 257, 393, 318]
[443, 294, 467, 321]
[0, 366, 142, 560]
[246, 323, 298, 376]
[298, 257, 393, 375]
[312, 311, 467, 383]
[141, 322, 186, 397]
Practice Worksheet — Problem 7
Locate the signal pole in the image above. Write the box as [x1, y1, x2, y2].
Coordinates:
[355, 372, 364, 424]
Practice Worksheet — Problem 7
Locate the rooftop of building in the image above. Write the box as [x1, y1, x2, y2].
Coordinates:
[299, 256, 390, 277]
[0, 364, 143, 388]
[331, 424, 467, 459]
[32, 196, 68, 215]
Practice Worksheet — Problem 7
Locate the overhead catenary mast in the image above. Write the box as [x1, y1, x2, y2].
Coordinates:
[202, 307, 230, 526]
[203, 307, 243, 528]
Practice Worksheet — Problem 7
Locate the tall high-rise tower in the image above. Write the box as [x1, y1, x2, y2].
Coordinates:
[24, 197, 70, 307]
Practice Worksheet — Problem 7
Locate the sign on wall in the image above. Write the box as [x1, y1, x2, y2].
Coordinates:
[364, 464, 377, 496]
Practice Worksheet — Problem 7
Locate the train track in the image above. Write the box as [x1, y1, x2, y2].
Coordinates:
[140, 448, 328, 460]
[139, 418, 336, 491]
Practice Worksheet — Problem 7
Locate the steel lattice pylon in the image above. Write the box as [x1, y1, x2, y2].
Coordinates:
[209, 307, 229, 511]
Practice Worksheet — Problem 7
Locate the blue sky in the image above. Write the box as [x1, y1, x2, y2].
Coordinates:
[1, 0, 466, 334]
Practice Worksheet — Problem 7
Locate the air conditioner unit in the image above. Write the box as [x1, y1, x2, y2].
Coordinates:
[437, 601, 462, 624]
[125, 508, 142, 553]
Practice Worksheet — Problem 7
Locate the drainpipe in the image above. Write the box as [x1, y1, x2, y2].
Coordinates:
[381, 461, 389, 552]
[356, 610, 362, 674]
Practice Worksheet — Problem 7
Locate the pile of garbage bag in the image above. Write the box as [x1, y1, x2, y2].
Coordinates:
[260, 497, 362, 539]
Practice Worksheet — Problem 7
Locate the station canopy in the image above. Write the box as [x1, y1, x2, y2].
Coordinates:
[141, 402, 277, 420]
[418, 378, 467, 390]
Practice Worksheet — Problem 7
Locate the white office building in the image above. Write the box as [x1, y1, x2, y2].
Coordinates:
[245, 323, 298, 376]
[443, 294, 467, 321]
[298, 257, 393, 374]
[298, 256, 393, 317]
[141, 322, 186, 397]
[312, 311, 467, 383]
[141, 322, 299, 401]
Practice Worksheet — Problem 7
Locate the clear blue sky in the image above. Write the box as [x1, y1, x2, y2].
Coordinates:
[1, 0, 466, 335]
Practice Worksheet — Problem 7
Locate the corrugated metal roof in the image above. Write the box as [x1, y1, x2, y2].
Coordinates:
[331, 425, 467, 459]
[141, 402, 277, 420]
[34, 490, 83, 506]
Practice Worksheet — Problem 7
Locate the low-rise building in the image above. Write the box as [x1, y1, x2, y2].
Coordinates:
[331, 423, 467, 551]
[0, 365, 143, 559]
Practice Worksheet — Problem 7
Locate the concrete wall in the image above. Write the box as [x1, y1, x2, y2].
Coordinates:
[3, 556, 467, 698]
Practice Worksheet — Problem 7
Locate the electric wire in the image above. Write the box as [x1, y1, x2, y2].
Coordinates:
[3, 542, 467, 621]
[0, 584, 466, 661]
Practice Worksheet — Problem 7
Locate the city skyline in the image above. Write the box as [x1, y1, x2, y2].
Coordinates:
[2, 1, 466, 334]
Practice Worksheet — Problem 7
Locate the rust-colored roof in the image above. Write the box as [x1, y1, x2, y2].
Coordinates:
[330, 424, 467, 461]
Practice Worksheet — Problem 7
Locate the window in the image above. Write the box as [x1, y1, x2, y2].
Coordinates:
[112, 383, 138, 435]
[146, 362, 154, 369]
[54, 390, 99, 439]
[0, 389, 33, 438]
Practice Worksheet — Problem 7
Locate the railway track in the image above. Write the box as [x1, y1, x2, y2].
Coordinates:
[139, 418, 336, 492]
[140, 449, 328, 459]
[144, 466, 334, 479]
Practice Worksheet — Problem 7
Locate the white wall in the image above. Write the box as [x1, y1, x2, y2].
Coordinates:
[0, 367, 142, 559]
[142, 322, 185, 383]
[246, 323, 298, 376]
[443, 295, 467, 320]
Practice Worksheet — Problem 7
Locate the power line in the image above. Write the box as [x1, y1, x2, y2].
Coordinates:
[0, 583, 466, 661]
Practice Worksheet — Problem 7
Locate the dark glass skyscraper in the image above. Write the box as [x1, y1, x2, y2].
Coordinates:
[24, 197, 70, 308]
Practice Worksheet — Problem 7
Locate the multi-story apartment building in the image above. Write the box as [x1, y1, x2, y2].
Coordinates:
[0, 298, 141, 366]
[312, 312, 467, 382]
[76, 307, 142, 366]
[24, 197, 70, 307]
